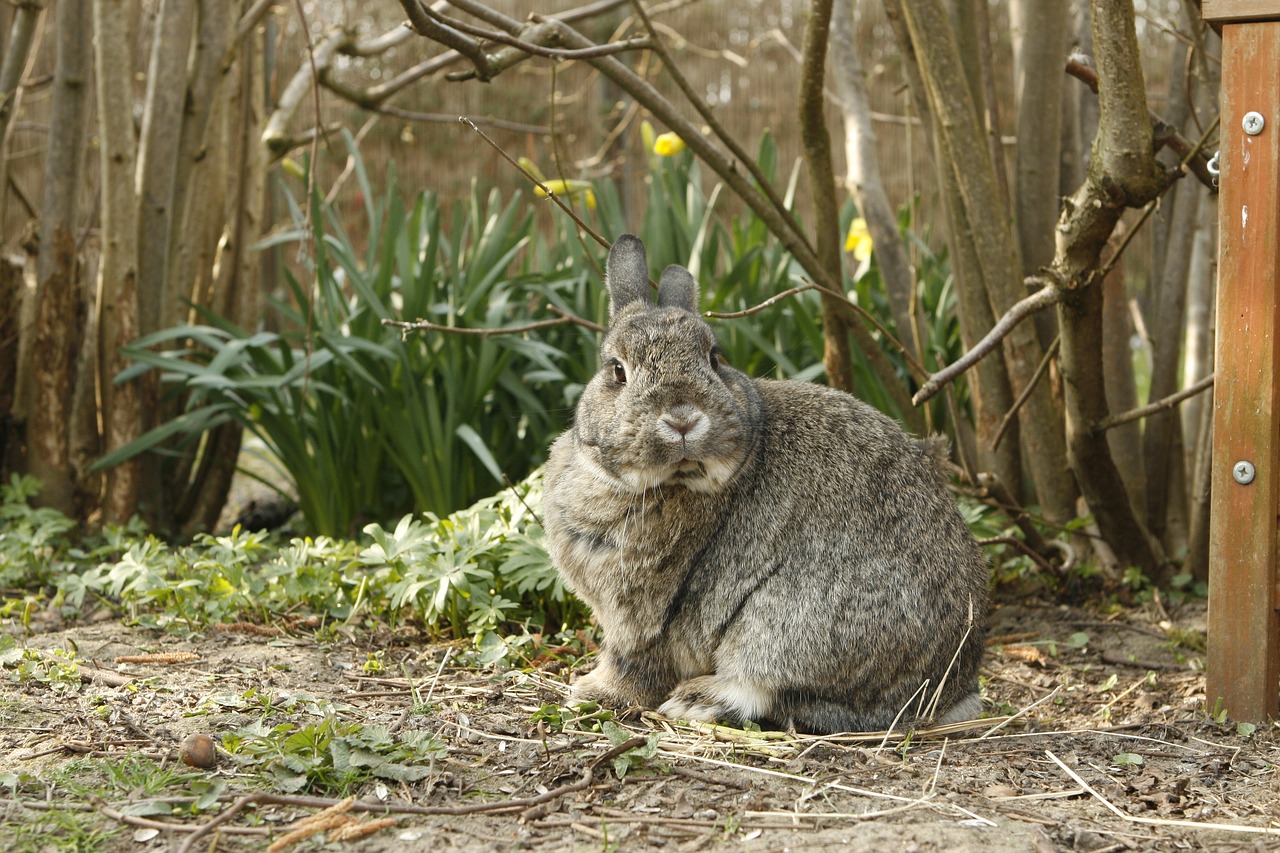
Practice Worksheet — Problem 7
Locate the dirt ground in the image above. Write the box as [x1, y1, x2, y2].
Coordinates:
[2, 596, 1278, 852]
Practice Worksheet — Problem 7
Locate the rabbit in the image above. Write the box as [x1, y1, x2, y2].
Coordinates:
[541, 233, 989, 734]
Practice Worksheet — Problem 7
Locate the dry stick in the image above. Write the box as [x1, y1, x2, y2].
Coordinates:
[977, 685, 1063, 740]
[913, 283, 1061, 406]
[976, 535, 1059, 574]
[460, 117, 608, 249]
[624, 0, 816, 262]
[1094, 372, 1214, 433]
[1045, 750, 1280, 836]
[416, 2, 652, 62]
[704, 284, 820, 320]
[991, 336, 1060, 452]
[383, 315, 581, 336]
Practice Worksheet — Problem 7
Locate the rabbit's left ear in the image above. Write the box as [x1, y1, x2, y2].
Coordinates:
[606, 234, 651, 318]
[657, 265, 698, 312]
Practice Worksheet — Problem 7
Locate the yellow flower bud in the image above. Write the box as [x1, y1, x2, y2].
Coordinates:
[653, 132, 686, 157]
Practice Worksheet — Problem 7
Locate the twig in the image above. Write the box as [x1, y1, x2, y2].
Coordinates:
[1094, 373, 1214, 433]
[1045, 750, 1280, 835]
[625, 0, 816, 263]
[992, 336, 1060, 452]
[459, 116, 608, 249]
[912, 284, 1062, 405]
[383, 315, 579, 336]
[977, 686, 1064, 740]
[704, 284, 819, 320]
[417, 2, 651, 63]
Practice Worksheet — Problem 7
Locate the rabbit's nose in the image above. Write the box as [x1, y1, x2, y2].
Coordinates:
[661, 408, 708, 440]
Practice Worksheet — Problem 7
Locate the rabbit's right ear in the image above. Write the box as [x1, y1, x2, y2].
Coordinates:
[606, 234, 651, 318]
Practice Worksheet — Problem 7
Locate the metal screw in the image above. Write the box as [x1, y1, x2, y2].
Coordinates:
[1243, 111, 1266, 135]
[1233, 460, 1256, 485]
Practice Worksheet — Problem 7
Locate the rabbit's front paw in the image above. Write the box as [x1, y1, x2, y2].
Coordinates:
[568, 660, 635, 710]
[659, 675, 771, 726]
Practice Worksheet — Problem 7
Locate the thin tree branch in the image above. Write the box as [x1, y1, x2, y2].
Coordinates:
[626, 0, 816, 263]
[383, 315, 583, 336]
[459, 116, 608, 249]
[1094, 373, 1214, 433]
[704, 284, 820, 320]
[992, 336, 1060, 452]
[912, 284, 1063, 406]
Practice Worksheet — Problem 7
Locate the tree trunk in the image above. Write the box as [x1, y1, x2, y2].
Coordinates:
[179, 16, 266, 536]
[1012, 0, 1069, 278]
[93, 0, 145, 524]
[26, 0, 90, 515]
[831, 0, 917, 363]
[799, 0, 855, 395]
[1101, 249, 1143, 517]
[136, 0, 195, 337]
[0, 1, 45, 211]
[1142, 179, 1198, 547]
[892, 0, 1079, 523]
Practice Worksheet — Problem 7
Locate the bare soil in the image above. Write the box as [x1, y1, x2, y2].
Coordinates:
[2, 596, 1278, 852]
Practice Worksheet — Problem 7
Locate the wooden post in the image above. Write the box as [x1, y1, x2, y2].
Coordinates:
[1205, 6, 1280, 721]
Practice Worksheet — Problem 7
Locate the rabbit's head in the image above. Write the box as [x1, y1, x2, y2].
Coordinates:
[572, 234, 763, 494]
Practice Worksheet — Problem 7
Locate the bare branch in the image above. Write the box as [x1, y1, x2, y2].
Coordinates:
[627, 0, 816, 263]
[912, 284, 1063, 406]
[1094, 373, 1214, 433]
[398, 0, 493, 77]
[261, 29, 351, 155]
[991, 336, 1060, 452]
[383, 315, 582, 336]
[459, 116, 608, 249]
[704, 284, 820, 320]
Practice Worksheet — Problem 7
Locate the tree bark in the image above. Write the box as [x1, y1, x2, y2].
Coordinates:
[94, 0, 145, 524]
[800, 0, 855, 394]
[179, 17, 266, 536]
[26, 0, 90, 515]
[1142, 179, 1198, 546]
[1012, 0, 1069, 278]
[831, 0, 918, 363]
[136, 0, 196, 337]
[1050, 0, 1173, 577]
[893, 0, 1078, 522]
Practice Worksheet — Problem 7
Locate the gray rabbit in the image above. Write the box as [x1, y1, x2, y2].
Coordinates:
[542, 234, 988, 734]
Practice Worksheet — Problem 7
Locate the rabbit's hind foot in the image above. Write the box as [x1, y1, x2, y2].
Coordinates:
[658, 675, 772, 727]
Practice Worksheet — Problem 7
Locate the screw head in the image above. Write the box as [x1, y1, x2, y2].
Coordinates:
[1243, 111, 1266, 135]
[1233, 460, 1257, 485]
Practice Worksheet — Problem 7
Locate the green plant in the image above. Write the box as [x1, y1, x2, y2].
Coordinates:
[98, 134, 570, 535]
[222, 715, 446, 795]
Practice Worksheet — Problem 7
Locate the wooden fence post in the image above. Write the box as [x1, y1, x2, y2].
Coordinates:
[1204, 2, 1280, 721]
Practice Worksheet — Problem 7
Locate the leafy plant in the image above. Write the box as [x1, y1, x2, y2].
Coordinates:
[222, 715, 446, 795]
[98, 134, 571, 536]
[1, 470, 587, 657]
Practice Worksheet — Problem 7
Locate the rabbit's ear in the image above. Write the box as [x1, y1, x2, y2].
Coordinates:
[657, 265, 698, 312]
[606, 234, 651, 318]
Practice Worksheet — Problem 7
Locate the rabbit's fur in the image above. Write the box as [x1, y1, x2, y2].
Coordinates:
[542, 234, 988, 734]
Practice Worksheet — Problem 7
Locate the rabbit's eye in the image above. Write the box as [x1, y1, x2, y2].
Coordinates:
[611, 359, 627, 385]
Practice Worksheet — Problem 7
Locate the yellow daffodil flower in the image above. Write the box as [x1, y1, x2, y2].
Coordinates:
[653, 131, 686, 157]
[845, 217, 873, 262]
